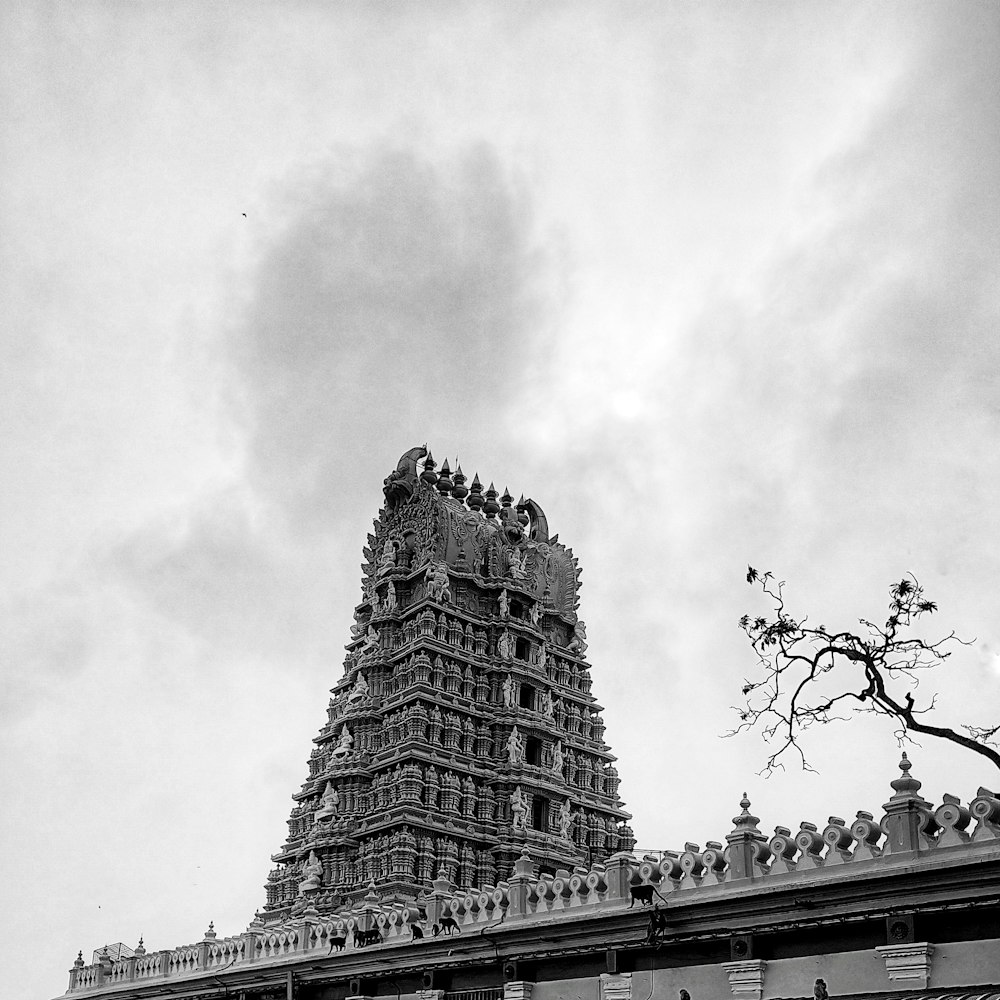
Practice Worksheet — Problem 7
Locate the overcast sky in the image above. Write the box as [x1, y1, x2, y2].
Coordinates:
[3, 4, 999, 997]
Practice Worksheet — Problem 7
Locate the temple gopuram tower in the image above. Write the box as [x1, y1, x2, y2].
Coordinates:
[264, 446, 634, 918]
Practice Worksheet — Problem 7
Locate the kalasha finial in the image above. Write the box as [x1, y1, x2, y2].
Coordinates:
[731, 792, 760, 830]
[467, 473, 484, 511]
[420, 451, 438, 485]
[204, 921, 216, 940]
[135, 936, 145, 956]
[483, 482, 500, 518]
[451, 464, 469, 501]
[74, 951, 85, 968]
[890, 751, 922, 796]
[436, 458, 453, 495]
[500, 487, 513, 508]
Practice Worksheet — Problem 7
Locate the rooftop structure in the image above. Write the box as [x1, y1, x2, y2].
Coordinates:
[264, 446, 633, 917]
[63, 756, 1000, 998]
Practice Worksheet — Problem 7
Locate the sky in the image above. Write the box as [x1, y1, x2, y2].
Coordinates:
[2, 3, 998, 997]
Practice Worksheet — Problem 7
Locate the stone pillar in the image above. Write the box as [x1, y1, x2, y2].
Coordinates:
[199, 922, 216, 970]
[96, 949, 112, 987]
[507, 852, 535, 918]
[725, 795, 770, 881]
[603, 851, 634, 901]
[875, 943, 934, 987]
[425, 869, 455, 927]
[299, 902, 319, 952]
[721, 959, 767, 999]
[881, 754, 938, 855]
[243, 914, 264, 965]
[68, 951, 85, 991]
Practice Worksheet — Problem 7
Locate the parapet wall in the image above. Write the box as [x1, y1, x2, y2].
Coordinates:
[64, 756, 1000, 995]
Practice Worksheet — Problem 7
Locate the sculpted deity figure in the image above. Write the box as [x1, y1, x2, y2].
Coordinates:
[552, 740, 564, 774]
[378, 538, 398, 576]
[507, 726, 524, 765]
[361, 625, 380, 657]
[315, 782, 340, 820]
[558, 799, 578, 839]
[426, 562, 451, 603]
[507, 546, 527, 581]
[497, 630, 513, 660]
[331, 725, 354, 758]
[540, 688, 554, 718]
[502, 674, 517, 708]
[569, 620, 588, 655]
[347, 672, 370, 703]
[299, 851, 323, 893]
[510, 786, 527, 830]
[530, 601, 540, 626]
[498, 589, 509, 618]
[385, 580, 396, 609]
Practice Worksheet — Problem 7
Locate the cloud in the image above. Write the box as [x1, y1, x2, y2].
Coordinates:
[229, 142, 552, 536]
[0, 581, 94, 724]
[98, 142, 558, 663]
[522, 7, 1000, 838]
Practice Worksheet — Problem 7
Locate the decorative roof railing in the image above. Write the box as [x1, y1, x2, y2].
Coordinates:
[65, 756, 1000, 995]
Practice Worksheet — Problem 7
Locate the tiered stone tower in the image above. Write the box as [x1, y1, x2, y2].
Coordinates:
[263, 446, 633, 918]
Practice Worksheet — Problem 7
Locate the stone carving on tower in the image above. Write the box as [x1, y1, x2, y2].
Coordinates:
[263, 446, 634, 918]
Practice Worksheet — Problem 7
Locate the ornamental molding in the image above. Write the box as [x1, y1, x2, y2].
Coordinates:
[721, 959, 767, 1000]
[504, 983, 533, 1000]
[875, 941, 934, 986]
[600, 972, 632, 1000]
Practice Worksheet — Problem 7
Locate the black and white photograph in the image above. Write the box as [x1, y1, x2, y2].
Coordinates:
[2, 3, 999, 998]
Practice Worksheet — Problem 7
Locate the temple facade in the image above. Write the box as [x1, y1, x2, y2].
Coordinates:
[264, 447, 633, 917]
[55, 448, 1000, 999]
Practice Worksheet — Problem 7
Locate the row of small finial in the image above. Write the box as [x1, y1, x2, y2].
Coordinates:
[420, 452, 528, 522]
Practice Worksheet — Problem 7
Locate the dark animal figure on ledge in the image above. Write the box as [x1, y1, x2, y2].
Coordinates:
[326, 933, 347, 953]
[432, 915, 460, 936]
[353, 927, 383, 947]
[411, 924, 424, 939]
[629, 884, 656, 907]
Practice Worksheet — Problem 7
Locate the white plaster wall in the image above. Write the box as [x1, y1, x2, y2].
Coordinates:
[529, 936, 1000, 999]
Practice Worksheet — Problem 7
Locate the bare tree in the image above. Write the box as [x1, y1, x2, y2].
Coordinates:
[733, 568, 1000, 774]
